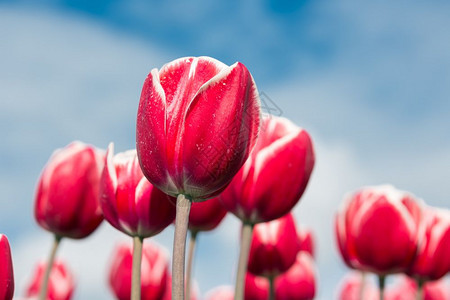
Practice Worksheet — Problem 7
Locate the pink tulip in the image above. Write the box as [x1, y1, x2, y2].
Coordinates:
[298, 226, 315, 258]
[136, 56, 261, 201]
[245, 273, 269, 300]
[109, 241, 170, 300]
[220, 116, 315, 224]
[335, 185, 422, 274]
[188, 197, 227, 232]
[205, 286, 234, 300]
[34, 141, 104, 239]
[385, 276, 450, 300]
[408, 207, 450, 281]
[336, 272, 379, 300]
[247, 213, 300, 277]
[100, 144, 176, 238]
[0, 234, 14, 300]
[25, 260, 74, 300]
[275, 252, 316, 300]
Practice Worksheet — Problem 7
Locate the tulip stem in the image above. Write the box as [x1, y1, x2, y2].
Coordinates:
[39, 235, 62, 300]
[185, 230, 198, 300]
[359, 272, 366, 300]
[416, 279, 424, 300]
[378, 275, 386, 300]
[235, 222, 254, 300]
[172, 194, 192, 300]
[268, 276, 275, 300]
[131, 236, 144, 300]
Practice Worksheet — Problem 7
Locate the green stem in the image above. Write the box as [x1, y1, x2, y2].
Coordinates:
[131, 236, 144, 300]
[234, 222, 254, 300]
[172, 194, 192, 300]
[378, 275, 386, 300]
[268, 276, 275, 300]
[39, 235, 62, 300]
[359, 272, 366, 300]
[416, 279, 424, 300]
[185, 230, 198, 300]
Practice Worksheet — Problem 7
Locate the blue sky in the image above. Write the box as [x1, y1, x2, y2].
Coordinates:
[1, 0, 450, 299]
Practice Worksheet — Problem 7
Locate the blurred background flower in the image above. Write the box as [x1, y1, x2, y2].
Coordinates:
[1, 0, 449, 298]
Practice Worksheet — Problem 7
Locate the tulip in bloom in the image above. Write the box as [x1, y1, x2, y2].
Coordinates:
[188, 197, 227, 232]
[0, 234, 14, 300]
[245, 273, 269, 300]
[100, 144, 176, 238]
[220, 116, 315, 224]
[25, 261, 74, 300]
[336, 272, 379, 300]
[34, 141, 104, 239]
[275, 252, 316, 300]
[247, 213, 300, 277]
[335, 185, 422, 274]
[109, 241, 170, 300]
[407, 207, 450, 282]
[136, 56, 261, 201]
[298, 226, 315, 258]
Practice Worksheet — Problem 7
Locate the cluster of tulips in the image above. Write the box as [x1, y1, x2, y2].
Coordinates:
[0, 56, 448, 300]
[335, 185, 450, 300]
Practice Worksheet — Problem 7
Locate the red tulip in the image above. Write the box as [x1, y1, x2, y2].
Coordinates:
[335, 185, 422, 274]
[100, 144, 176, 238]
[220, 116, 315, 224]
[136, 56, 261, 201]
[275, 252, 316, 300]
[336, 272, 379, 300]
[109, 241, 170, 300]
[0, 234, 14, 300]
[34, 141, 104, 239]
[247, 213, 300, 277]
[407, 207, 450, 281]
[245, 273, 269, 300]
[385, 276, 450, 300]
[205, 286, 234, 300]
[188, 197, 227, 232]
[298, 226, 315, 258]
[25, 260, 74, 300]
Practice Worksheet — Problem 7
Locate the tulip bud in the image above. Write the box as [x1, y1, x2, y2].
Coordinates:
[136, 56, 261, 201]
[100, 144, 176, 238]
[247, 213, 300, 278]
[188, 197, 227, 232]
[336, 272, 379, 300]
[335, 185, 422, 274]
[245, 273, 269, 300]
[220, 116, 315, 224]
[298, 226, 315, 258]
[109, 241, 170, 300]
[205, 286, 234, 300]
[0, 234, 14, 300]
[25, 260, 74, 300]
[275, 252, 317, 300]
[407, 207, 450, 281]
[34, 141, 104, 239]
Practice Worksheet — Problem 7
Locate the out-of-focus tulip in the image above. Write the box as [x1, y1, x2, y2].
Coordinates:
[247, 213, 300, 277]
[245, 273, 269, 300]
[335, 185, 422, 274]
[34, 141, 104, 239]
[100, 144, 176, 238]
[204, 286, 234, 300]
[408, 207, 450, 281]
[298, 226, 315, 258]
[275, 252, 316, 300]
[188, 197, 227, 232]
[336, 272, 379, 300]
[385, 276, 450, 300]
[109, 241, 170, 300]
[220, 116, 314, 224]
[25, 260, 74, 300]
[136, 56, 261, 201]
[0, 234, 14, 300]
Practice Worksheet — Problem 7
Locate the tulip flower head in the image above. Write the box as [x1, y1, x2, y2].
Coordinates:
[25, 260, 74, 300]
[275, 252, 317, 300]
[136, 56, 261, 201]
[385, 276, 450, 300]
[100, 144, 176, 238]
[298, 226, 315, 257]
[188, 197, 227, 232]
[407, 207, 450, 282]
[109, 241, 170, 300]
[335, 185, 422, 275]
[34, 141, 104, 239]
[247, 213, 301, 278]
[0, 234, 14, 300]
[245, 273, 269, 300]
[220, 116, 315, 224]
[336, 272, 379, 300]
